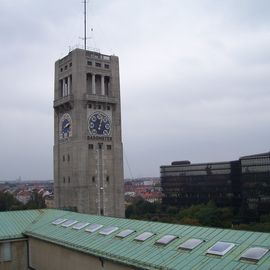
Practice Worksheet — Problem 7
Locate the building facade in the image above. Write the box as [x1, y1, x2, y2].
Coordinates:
[54, 49, 124, 217]
[161, 152, 270, 215]
[240, 152, 270, 214]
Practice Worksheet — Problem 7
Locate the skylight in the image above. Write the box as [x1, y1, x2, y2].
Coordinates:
[240, 247, 268, 262]
[116, 229, 135, 238]
[99, 226, 118, 235]
[156, 235, 177, 245]
[85, 224, 103, 233]
[52, 218, 68, 225]
[178, 239, 203, 250]
[72, 222, 90, 230]
[134, 232, 154, 242]
[207, 242, 235, 256]
[61, 220, 78, 228]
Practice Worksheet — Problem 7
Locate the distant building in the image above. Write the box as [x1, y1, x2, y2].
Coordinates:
[161, 152, 270, 215]
[1, 209, 270, 270]
[16, 190, 31, 204]
[143, 180, 154, 186]
[138, 191, 163, 203]
[44, 196, 55, 209]
[124, 178, 162, 203]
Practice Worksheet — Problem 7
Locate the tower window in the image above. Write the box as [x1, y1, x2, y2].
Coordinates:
[63, 155, 65, 162]
[106, 176, 110, 182]
[87, 61, 92, 66]
[105, 76, 110, 96]
[63, 177, 66, 183]
[60, 68, 63, 72]
[98, 143, 102, 149]
[104, 64, 110, 69]
[95, 62, 101, 67]
[88, 144, 94, 150]
[64, 65, 67, 70]
[69, 62, 72, 67]
[107, 145, 112, 150]
[92, 176, 95, 182]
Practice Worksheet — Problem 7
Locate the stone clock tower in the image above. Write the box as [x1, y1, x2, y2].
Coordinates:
[53, 48, 124, 217]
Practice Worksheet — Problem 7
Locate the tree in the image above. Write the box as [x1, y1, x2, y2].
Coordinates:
[25, 190, 46, 209]
[178, 201, 233, 228]
[0, 191, 24, 211]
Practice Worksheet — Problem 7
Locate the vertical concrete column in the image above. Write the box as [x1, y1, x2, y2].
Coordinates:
[101, 75, 105, 95]
[92, 74, 96, 94]
[67, 76, 71, 95]
[61, 79, 65, 97]
[65, 78, 68, 96]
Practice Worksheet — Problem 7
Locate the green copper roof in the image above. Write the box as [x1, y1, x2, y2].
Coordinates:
[0, 209, 45, 240]
[1, 209, 270, 269]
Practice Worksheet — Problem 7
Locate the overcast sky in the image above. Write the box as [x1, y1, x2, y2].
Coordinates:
[0, 0, 270, 180]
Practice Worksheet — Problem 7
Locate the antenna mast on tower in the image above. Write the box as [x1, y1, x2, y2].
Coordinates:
[83, 0, 87, 50]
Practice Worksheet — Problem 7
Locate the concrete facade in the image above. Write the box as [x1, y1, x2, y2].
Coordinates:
[54, 49, 124, 217]
[29, 237, 135, 270]
[0, 240, 28, 270]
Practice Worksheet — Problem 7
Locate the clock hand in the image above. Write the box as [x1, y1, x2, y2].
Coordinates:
[64, 123, 70, 129]
[98, 117, 103, 130]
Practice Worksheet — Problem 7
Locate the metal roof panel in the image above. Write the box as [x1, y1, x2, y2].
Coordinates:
[0, 209, 270, 270]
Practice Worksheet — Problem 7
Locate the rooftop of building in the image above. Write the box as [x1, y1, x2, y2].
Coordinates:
[58, 47, 114, 65]
[161, 151, 270, 170]
[240, 151, 270, 160]
[0, 209, 269, 270]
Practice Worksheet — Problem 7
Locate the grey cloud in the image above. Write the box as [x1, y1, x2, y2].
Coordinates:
[1, 0, 270, 179]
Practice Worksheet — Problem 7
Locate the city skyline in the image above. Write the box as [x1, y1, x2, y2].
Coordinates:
[1, 0, 270, 180]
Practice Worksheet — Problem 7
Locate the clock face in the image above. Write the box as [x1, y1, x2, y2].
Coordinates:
[60, 113, 72, 139]
[88, 111, 111, 136]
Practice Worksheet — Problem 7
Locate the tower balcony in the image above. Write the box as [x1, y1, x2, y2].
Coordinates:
[53, 94, 74, 110]
[84, 93, 118, 104]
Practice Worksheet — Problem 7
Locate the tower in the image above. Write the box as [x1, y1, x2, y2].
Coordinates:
[53, 48, 124, 217]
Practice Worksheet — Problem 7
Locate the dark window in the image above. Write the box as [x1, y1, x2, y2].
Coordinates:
[68, 177, 70, 183]
[0, 242, 11, 261]
[88, 104, 92, 108]
[104, 64, 110, 69]
[100, 209, 104, 215]
[87, 61, 92, 66]
[64, 65, 67, 70]
[92, 176, 95, 182]
[107, 145, 112, 150]
[88, 144, 94, 150]
[69, 62, 72, 67]
[106, 176, 110, 182]
[95, 62, 101, 67]
[63, 177, 65, 183]
[60, 68, 63, 72]
[98, 143, 102, 149]
[107, 105, 110, 110]
[98, 105, 101, 109]
[63, 155, 65, 162]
